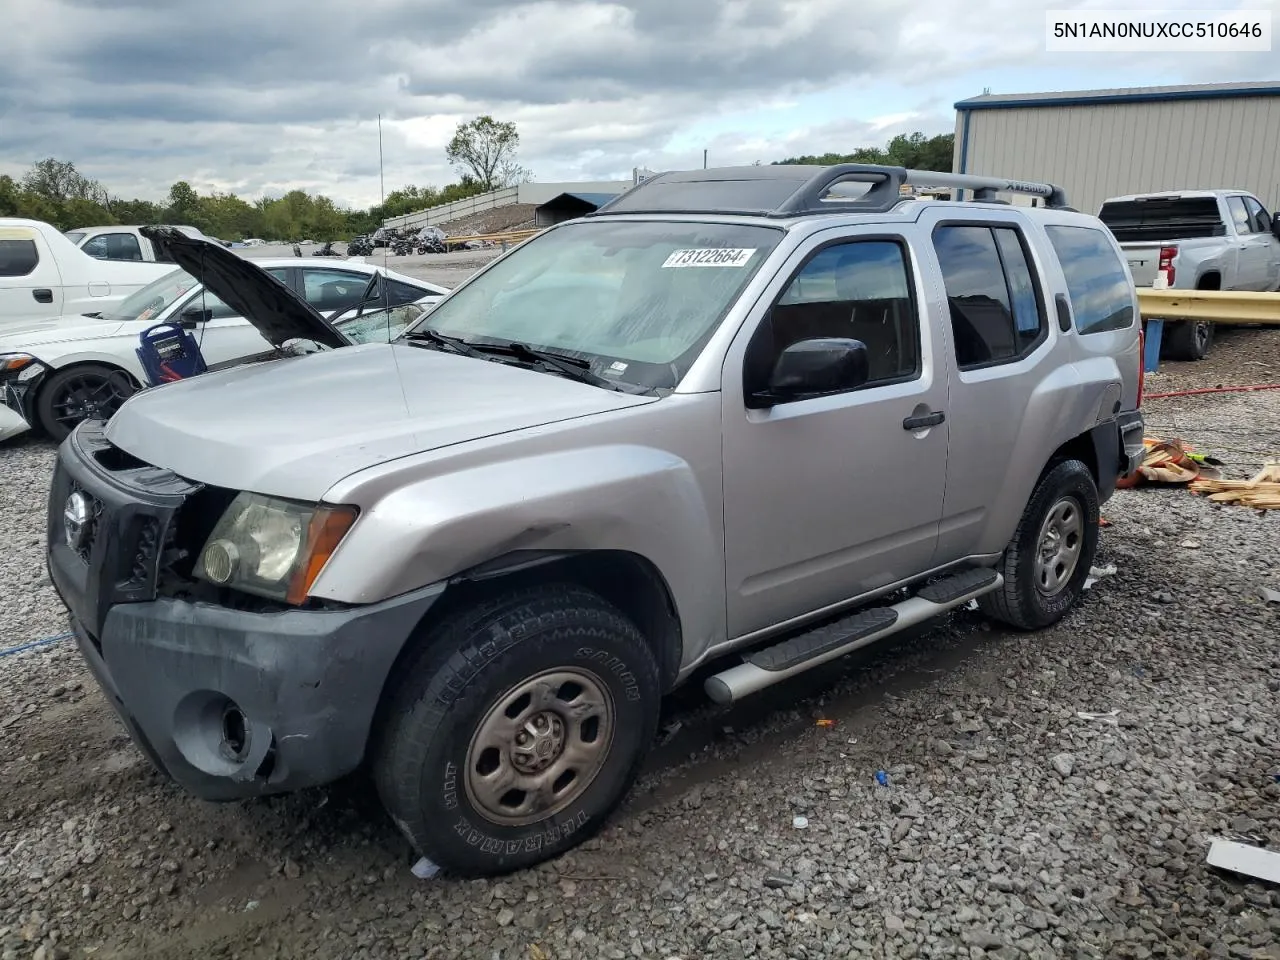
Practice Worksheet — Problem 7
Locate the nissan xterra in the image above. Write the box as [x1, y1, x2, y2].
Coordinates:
[47, 164, 1145, 877]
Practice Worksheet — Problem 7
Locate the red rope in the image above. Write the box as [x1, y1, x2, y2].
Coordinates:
[1144, 383, 1280, 400]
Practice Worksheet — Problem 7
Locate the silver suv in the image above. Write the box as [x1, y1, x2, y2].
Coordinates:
[46, 164, 1145, 877]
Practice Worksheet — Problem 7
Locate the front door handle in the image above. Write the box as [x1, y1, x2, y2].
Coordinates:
[903, 410, 945, 430]
[32, 288, 53, 303]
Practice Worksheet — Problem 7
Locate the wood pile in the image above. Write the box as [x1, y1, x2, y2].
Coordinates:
[1189, 461, 1280, 510]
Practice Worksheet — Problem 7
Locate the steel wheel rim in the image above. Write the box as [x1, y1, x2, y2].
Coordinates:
[52, 374, 130, 426]
[1034, 496, 1084, 596]
[464, 668, 615, 827]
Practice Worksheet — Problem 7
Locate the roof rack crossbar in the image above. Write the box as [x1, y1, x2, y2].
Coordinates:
[587, 163, 1069, 218]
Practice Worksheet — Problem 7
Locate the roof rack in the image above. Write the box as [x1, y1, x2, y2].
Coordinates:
[587, 163, 1070, 218]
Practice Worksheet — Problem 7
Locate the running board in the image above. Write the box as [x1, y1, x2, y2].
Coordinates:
[704, 568, 1002, 704]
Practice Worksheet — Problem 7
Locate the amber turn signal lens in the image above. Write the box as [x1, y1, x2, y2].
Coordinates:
[286, 504, 359, 605]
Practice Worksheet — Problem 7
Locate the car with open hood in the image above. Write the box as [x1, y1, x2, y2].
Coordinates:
[0, 227, 447, 441]
[46, 164, 1143, 878]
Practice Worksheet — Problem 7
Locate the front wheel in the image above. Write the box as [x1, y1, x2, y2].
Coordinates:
[36, 364, 137, 442]
[979, 459, 1100, 631]
[373, 584, 661, 877]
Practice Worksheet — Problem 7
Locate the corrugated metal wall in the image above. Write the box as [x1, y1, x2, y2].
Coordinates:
[955, 96, 1280, 214]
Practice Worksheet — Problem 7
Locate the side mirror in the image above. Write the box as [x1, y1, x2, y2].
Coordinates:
[749, 337, 869, 408]
[179, 306, 213, 329]
[1271, 217, 1280, 240]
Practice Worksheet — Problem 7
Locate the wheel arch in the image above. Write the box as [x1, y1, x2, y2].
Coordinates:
[32, 358, 144, 436]
[366, 549, 684, 756]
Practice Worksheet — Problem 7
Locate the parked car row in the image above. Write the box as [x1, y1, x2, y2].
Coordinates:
[37, 163, 1144, 879]
[0, 226, 448, 441]
[1097, 188, 1280, 360]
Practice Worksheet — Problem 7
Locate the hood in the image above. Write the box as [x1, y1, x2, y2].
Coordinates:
[0, 315, 123, 351]
[139, 226, 346, 349]
[105, 343, 657, 501]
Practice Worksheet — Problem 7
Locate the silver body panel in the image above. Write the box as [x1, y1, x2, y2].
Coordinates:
[104, 198, 1143, 683]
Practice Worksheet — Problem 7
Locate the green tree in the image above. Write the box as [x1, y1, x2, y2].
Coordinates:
[166, 180, 201, 225]
[446, 116, 529, 191]
[0, 175, 19, 217]
[775, 132, 955, 171]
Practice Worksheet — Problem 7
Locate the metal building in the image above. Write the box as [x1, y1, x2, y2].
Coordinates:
[952, 81, 1280, 213]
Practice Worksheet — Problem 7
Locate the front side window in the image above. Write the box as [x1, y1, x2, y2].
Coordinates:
[1044, 225, 1135, 335]
[177, 267, 290, 321]
[0, 239, 39, 277]
[1227, 196, 1254, 234]
[932, 224, 1045, 369]
[81, 233, 143, 261]
[404, 219, 785, 392]
[1244, 197, 1272, 235]
[748, 239, 919, 391]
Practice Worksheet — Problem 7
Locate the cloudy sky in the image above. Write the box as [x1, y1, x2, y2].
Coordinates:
[0, 0, 1275, 209]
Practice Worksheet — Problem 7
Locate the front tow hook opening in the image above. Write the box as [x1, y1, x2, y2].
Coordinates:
[220, 703, 250, 763]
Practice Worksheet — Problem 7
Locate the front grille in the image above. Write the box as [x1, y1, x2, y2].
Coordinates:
[48, 423, 205, 637]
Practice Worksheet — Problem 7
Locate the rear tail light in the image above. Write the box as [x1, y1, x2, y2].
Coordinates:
[1158, 245, 1177, 286]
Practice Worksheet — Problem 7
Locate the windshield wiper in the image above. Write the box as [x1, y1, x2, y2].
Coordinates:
[472, 340, 626, 391]
[403, 327, 488, 360]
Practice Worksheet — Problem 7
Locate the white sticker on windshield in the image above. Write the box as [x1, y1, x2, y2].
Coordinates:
[662, 248, 757, 268]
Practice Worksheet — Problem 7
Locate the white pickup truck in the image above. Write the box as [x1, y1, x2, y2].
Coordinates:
[1098, 189, 1280, 360]
[0, 219, 172, 331]
[63, 224, 210, 262]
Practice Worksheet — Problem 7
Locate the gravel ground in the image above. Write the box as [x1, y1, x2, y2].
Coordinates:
[2, 329, 1279, 960]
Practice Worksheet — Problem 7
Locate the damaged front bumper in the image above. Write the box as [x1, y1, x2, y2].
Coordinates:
[1, 361, 47, 439]
[66, 585, 442, 800]
[46, 420, 444, 801]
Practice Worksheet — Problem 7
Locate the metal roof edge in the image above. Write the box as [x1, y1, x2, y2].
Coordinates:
[955, 84, 1280, 111]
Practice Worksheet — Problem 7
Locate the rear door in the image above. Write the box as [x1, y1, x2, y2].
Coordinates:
[0, 226, 64, 326]
[918, 211, 1056, 563]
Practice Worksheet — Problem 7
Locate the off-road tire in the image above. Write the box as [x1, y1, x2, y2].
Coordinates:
[1162, 320, 1213, 361]
[979, 459, 1100, 631]
[372, 584, 660, 877]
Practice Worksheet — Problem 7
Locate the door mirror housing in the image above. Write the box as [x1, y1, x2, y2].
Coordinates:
[749, 337, 870, 408]
[179, 306, 213, 328]
[1271, 216, 1280, 240]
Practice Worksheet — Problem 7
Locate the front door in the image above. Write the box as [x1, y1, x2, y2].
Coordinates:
[720, 227, 950, 639]
[1227, 196, 1270, 290]
[171, 266, 292, 367]
[0, 228, 64, 326]
[1243, 197, 1280, 290]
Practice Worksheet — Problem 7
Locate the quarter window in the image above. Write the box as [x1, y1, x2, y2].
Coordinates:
[749, 239, 920, 393]
[932, 224, 1045, 369]
[1044, 225, 1135, 335]
[0, 239, 38, 277]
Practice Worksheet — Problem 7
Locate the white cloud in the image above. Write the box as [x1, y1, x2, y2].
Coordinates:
[0, 0, 1275, 209]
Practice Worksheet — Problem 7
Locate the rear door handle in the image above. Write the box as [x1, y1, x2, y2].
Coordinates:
[903, 410, 945, 430]
[32, 288, 53, 303]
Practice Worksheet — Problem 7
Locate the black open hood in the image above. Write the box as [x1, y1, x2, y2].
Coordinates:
[140, 226, 346, 349]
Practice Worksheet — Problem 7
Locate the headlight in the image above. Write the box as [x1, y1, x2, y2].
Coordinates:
[195, 493, 358, 604]
[0, 354, 36, 375]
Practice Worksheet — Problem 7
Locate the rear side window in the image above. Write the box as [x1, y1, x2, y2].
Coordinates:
[1098, 197, 1225, 241]
[1044, 225, 1135, 335]
[1226, 197, 1254, 234]
[0, 239, 39, 277]
[932, 224, 1045, 369]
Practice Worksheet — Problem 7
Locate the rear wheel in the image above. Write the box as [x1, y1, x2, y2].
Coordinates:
[373, 584, 661, 877]
[980, 459, 1100, 631]
[1162, 320, 1213, 361]
[36, 364, 137, 442]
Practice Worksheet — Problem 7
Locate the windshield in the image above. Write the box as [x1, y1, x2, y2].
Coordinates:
[335, 302, 431, 343]
[404, 219, 784, 391]
[98, 267, 197, 323]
